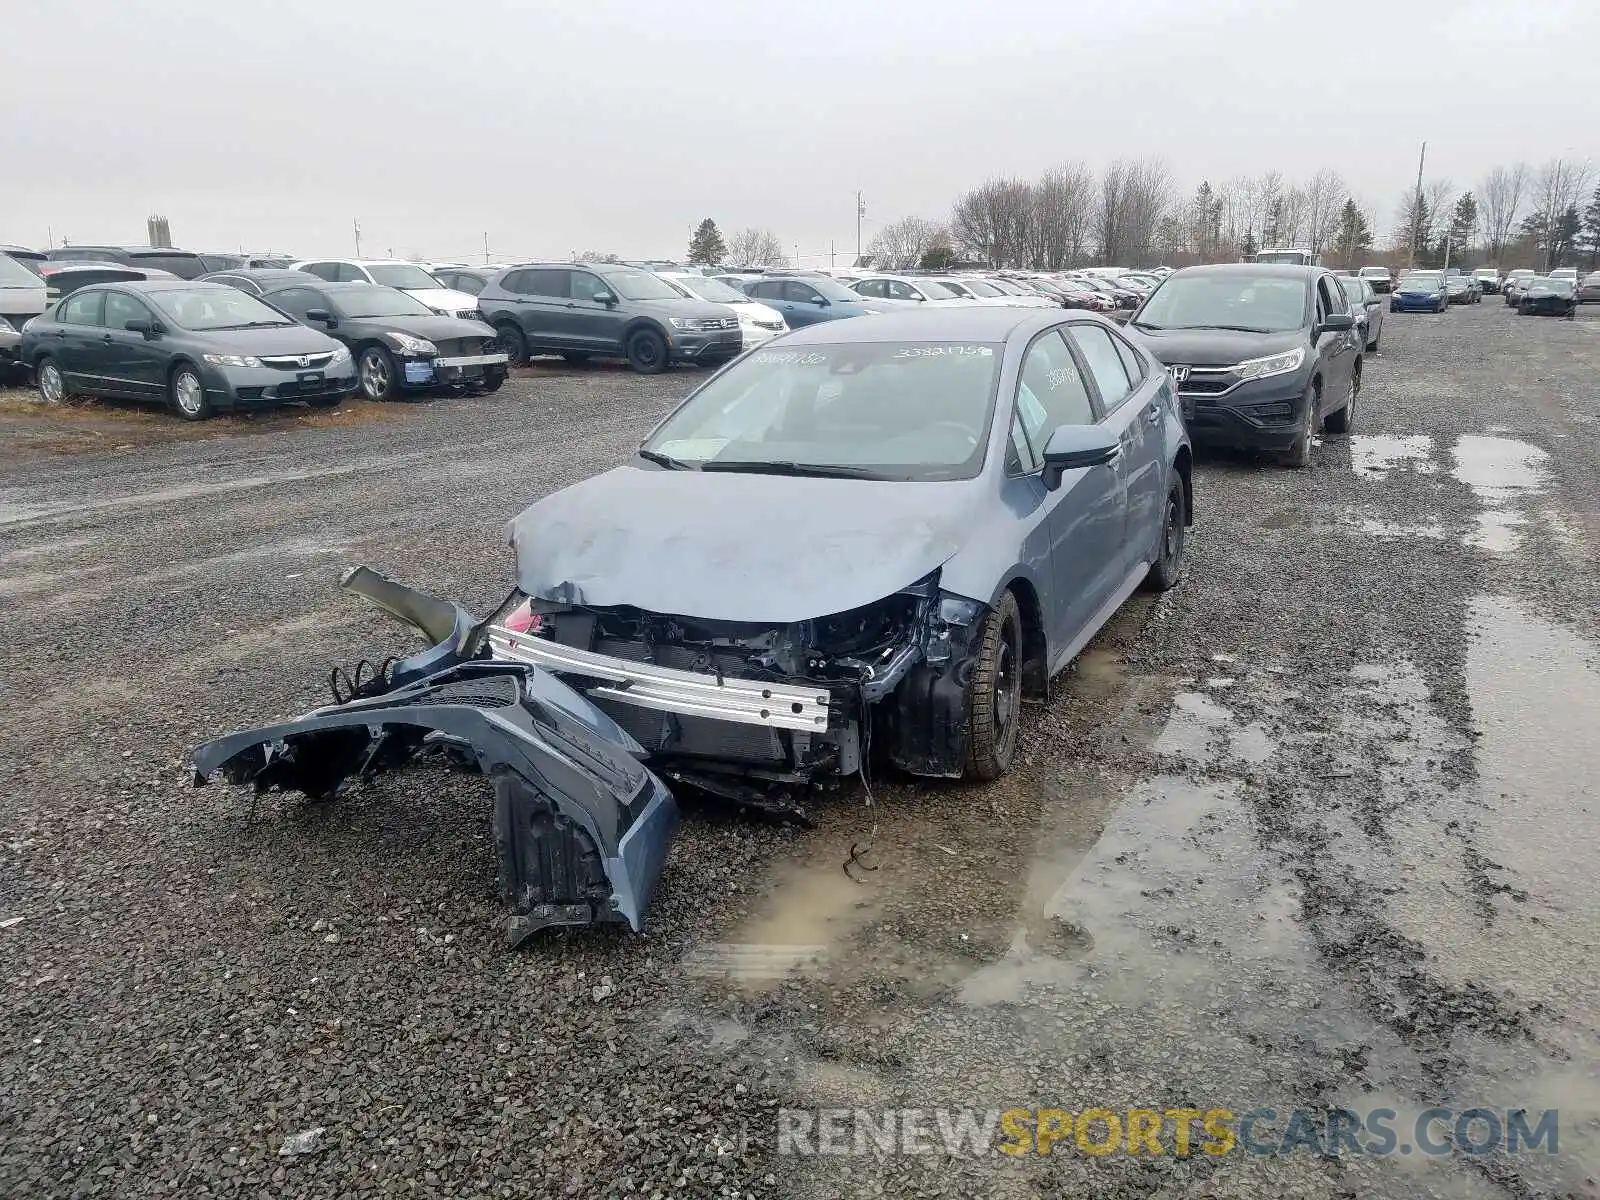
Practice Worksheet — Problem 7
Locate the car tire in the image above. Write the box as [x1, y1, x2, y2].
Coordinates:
[477, 372, 506, 393]
[169, 362, 213, 421]
[560, 351, 590, 365]
[1519, 302, 1531, 316]
[306, 394, 342, 409]
[358, 345, 400, 401]
[1366, 334, 1380, 352]
[496, 323, 529, 367]
[1283, 383, 1317, 469]
[964, 589, 1022, 782]
[1143, 469, 1187, 592]
[626, 327, 668, 375]
[1322, 364, 1358, 435]
[35, 356, 67, 405]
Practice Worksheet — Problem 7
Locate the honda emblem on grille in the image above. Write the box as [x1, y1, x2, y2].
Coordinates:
[1170, 365, 1190, 384]
[296, 356, 310, 367]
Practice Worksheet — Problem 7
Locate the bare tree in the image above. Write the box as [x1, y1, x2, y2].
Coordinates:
[724, 227, 789, 267]
[1302, 169, 1346, 256]
[1423, 179, 1455, 250]
[1276, 185, 1309, 249]
[1478, 163, 1529, 265]
[1027, 162, 1095, 268]
[1096, 158, 1173, 265]
[866, 216, 946, 271]
[951, 177, 1031, 267]
[1527, 157, 1594, 268]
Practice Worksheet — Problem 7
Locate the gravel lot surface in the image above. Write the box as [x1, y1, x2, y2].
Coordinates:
[1, 307, 1598, 1199]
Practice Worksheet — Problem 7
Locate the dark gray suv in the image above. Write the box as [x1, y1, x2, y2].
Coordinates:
[478, 263, 742, 373]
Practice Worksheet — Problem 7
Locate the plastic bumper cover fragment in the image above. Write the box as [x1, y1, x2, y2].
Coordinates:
[191, 578, 679, 944]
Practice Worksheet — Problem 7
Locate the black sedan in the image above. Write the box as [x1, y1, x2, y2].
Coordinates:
[19, 280, 354, 419]
[1518, 277, 1577, 319]
[200, 268, 322, 297]
[259, 280, 508, 400]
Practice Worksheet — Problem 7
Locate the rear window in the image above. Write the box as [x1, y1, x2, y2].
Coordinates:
[127, 252, 207, 279]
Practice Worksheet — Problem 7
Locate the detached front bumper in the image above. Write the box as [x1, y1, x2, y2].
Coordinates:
[191, 570, 679, 944]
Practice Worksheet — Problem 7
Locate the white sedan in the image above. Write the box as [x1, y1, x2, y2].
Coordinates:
[847, 275, 984, 307]
[927, 275, 1058, 308]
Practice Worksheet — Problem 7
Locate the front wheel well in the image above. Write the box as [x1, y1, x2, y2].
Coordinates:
[168, 357, 201, 382]
[1004, 578, 1049, 701]
[1173, 445, 1194, 527]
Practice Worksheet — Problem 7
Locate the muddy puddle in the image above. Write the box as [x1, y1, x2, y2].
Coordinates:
[1450, 436, 1551, 555]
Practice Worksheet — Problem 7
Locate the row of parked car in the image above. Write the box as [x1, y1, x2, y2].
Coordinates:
[1, 244, 1181, 403]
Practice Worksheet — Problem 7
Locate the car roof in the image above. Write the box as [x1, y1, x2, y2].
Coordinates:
[1172, 263, 1320, 281]
[262, 279, 388, 292]
[777, 306, 1090, 345]
[94, 279, 236, 293]
[202, 268, 315, 283]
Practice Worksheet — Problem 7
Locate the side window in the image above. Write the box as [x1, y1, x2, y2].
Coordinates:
[499, 270, 531, 295]
[1015, 330, 1094, 452]
[1068, 325, 1133, 411]
[453, 274, 485, 296]
[1110, 331, 1146, 385]
[750, 281, 780, 300]
[1313, 279, 1330, 324]
[103, 291, 150, 331]
[59, 290, 104, 326]
[526, 269, 569, 298]
[302, 262, 338, 282]
[886, 280, 919, 301]
[337, 263, 369, 283]
[570, 272, 610, 303]
[855, 279, 886, 298]
[784, 282, 820, 304]
[267, 288, 316, 318]
[1005, 412, 1041, 475]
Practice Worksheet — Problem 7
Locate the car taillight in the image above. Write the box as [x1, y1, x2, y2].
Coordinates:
[502, 600, 540, 633]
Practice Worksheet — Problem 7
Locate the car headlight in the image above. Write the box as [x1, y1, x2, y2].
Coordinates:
[329, 346, 352, 367]
[388, 332, 436, 354]
[202, 353, 263, 368]
[667, 317, 700, 331]
[1234, 346, 1305, 381]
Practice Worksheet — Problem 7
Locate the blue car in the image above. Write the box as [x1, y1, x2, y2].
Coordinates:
[740, 273, 888, 326]
[193, 307, 1192, 940]
[1390, 272, 1449, 312]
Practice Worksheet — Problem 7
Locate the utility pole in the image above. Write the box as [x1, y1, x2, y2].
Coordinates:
[354, 218, 363, 258]
[830, 239, 835, 270]
[1408, 141, 1426, 268]
[483, 232, 490, 265]
[856, 192, 865, 264]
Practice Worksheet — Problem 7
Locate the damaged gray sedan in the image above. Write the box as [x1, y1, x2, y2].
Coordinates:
[194, 308, 1192, 943]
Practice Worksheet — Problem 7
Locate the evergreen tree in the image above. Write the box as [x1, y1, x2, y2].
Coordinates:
[1240, 229, 1258, 260]
[1552, 204, 1582, 268]
[1582, 186, 1600, 269]
[1334, 199, 1372, 269]
[1444, 192, 1479, 265]
[687, 218, 727, 265]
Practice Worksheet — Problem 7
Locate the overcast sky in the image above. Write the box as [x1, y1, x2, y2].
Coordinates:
[2, 0, 1596, 266]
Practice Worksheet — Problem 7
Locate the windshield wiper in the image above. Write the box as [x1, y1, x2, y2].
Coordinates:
[211, 320, 294, 329]
[1164, 323, 1277, 334]
[699, 459, 885, 480]
[1131, 320, 1165, 329]
[637, 448, 691, 471]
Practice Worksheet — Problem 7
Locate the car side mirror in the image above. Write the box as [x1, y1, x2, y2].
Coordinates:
[123, 318, 156, 338]
[1321, 312, 1355, 333]
[593, 292, 616, 306]
[1041, 424, 1120, 490]
[304, 308, 336, 327]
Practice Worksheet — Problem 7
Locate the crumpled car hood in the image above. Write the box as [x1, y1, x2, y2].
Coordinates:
[507, 465, 977, 623]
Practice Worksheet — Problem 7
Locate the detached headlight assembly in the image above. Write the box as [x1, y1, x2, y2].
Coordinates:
[202, 353, 263, 368]
[1234, 346, 1305, 382]
[388, 332, 436, 355]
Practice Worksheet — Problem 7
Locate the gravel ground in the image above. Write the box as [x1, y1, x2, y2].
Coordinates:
[1, 308, 1597, 1200]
